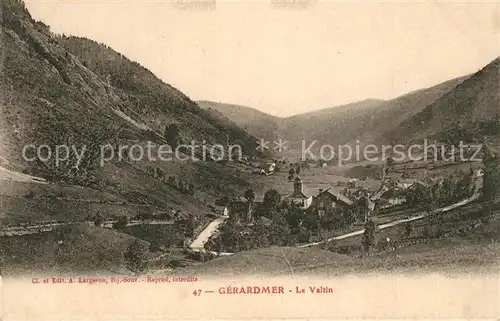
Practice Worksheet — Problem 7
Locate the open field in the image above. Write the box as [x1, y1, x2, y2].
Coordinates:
[0, 180, 124, 202]
[177, 246, 357, 276]
[120, 224, 186, 248]
[392, 160, 483, 180]
[0, 196, 160, 225]
[247, 165, 381, 199]
[0, 224, 150, 276]
[181, 195, 500, 276]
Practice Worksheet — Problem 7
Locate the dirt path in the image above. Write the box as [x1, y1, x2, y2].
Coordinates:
[0, 166, 47, 184]
[189, 216, 228, 252]
[0, 219, 175, 236]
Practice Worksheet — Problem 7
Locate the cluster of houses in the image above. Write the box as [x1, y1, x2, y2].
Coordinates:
[252, 162, 277, 175]
[219, 177, 378, 225]
[218, 170, 448, 227]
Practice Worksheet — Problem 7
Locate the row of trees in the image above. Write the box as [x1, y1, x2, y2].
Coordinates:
[145, 166, 195, 196]
[205, 213, 308, 253]
[206, 187, 363, 253]
[406, 172, 474, 211]
[166, 176, 195, 195]
[482, 153, 500, 203]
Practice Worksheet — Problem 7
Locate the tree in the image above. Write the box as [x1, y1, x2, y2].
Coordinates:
[113, 216, 128, 230]
[262, 189, 281, 213]
[32, 115, 118, 186]
[189, 183, 195, 195]
[181, 215, 196, 238]
[341, 208, 356, 229]
[424, 212, 440, 238]
[406, 183, 432, 208]
[440, 177, 456, 205]
[352, 197, 371, 223]
[296, 225, 311, 243]
[218, 219, 243, 252]
[482, 164, 500, 202]
[361, 219, 377, 252]
[164, 123, 181, 150]
[251, 219, 271, 248]
[455, 174, 473, 201]
[286, 205, 304, 229]
[302, 213, 319, 231]
[167, 176, 177, 187]
[244, 189, 256, 202]
[93, 212, 104, 227]
[268, 213, 293, 246]
[124, 240, 148, 274]
[404, 222, 414, 237]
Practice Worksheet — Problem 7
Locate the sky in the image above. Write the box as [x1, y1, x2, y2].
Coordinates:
[25, 0, 499, 117]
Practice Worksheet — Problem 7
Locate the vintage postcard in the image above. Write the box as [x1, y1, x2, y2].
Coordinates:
[0, 0, 499, 320]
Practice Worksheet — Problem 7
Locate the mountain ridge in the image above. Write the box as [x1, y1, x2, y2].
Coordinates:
[199, 74, 470, 153]
[1, 0, 260, 219]
[388, 57, 500, 144]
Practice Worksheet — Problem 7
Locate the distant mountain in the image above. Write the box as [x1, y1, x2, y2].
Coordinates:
[201, 75, 468, 156]
[282, 99, 385, 152]
[389, 57, 500, 144]
[197, 100, 281, 142]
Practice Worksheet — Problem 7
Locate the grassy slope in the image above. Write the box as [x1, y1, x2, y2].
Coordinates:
[57, 37, 257, 154]
[391, 57, 500, 144]
[1, 0, 265, 223]
[0, 197, 157, 225]
[178, 246, 357, 276]
[282, 75, 467, 149]
[0, 224, 150, 276]
[183, 202, 500, 276]
[183, 231, 500, 277]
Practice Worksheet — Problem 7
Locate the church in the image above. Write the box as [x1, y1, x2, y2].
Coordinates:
[284, 177, 313, 209]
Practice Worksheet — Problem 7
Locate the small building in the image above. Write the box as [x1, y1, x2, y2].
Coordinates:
[348, 178, 358, 188]
[285, 177, 313, 209]
[379, 188, 406, 206]
[252, 162, 276, 175]
[310, 188, 353, 218]
[265, 162, 276, 173]
[337, 179, 357, 189]
[227, 196, 253, 222]
[396, 179, 417, 190]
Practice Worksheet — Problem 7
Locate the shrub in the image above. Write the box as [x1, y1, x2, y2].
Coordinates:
[113, 216, 128, 229]
[124, 240, 148, 274]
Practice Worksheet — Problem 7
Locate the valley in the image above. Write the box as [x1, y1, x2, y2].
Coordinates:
[0, 0, 499, 278]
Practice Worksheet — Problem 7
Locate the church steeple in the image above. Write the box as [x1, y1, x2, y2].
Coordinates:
[293, 176, 303, 194]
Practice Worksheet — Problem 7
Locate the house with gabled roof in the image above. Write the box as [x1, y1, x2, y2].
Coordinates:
[309, 187, 353, 218]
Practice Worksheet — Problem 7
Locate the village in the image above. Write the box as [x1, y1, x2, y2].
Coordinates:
[196, 143, 489, 255]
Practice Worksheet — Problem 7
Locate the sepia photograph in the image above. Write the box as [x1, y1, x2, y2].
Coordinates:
[0, 0, 499, 319]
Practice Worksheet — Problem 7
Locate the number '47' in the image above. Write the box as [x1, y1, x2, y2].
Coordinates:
[192, 289, 202, 296]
